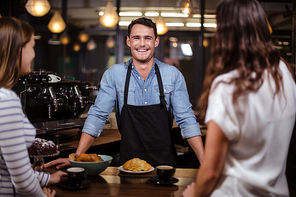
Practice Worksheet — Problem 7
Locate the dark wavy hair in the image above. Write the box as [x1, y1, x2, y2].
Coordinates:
[128, 17, 157, 38]
[198, 0, 282, 117]
[0, 16, 34, 89]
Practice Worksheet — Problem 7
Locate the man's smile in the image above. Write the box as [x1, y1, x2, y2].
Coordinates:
[136, 49, 148, 52]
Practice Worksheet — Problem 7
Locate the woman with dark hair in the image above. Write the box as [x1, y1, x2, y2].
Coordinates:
[0, 16, 66, 197]
[183, 0, 296, 196]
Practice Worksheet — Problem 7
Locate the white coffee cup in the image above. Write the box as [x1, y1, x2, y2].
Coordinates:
[48, 74, 61, 83]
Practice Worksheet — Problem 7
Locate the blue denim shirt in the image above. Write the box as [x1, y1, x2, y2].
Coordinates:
[82, 58, 201, 139]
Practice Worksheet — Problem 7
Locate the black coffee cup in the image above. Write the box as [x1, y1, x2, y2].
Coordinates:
[67, 167, 86, 187]
[156, 165, 175, 183]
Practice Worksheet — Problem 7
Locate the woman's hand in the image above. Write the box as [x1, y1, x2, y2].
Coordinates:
[44, 158, 71, 170]
[42, 187, 56, 197]
[47, 170, 68, 186]
[183, 182, 196, 197]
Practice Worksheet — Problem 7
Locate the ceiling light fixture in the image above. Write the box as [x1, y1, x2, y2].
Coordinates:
[99, 1, 119, 28]
[118, 21, 131, 26]
[25, 0, 51, 17]
[155, 14, 169, 35]
[166, 23, 184, 27]
[60, 32, 70, 45]
[87, 39, 97, 51]
[145, 12, 159, 17]
[73, 43, 81, 52]
[119, 12, 142, 16]
[161, 13, 188, 17]
[176, 0, 198, 16]
[48, 11, 66, 33]
[78, 32, 89, 43]
[106, 36, 115, 48]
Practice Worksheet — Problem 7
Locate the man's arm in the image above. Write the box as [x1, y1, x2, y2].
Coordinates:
[187, 135, 204, 164]
[44, 132, 96, 169]
[76, 132, 96, 154]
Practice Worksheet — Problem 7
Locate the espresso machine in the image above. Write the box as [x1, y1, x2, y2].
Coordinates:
[12, 71, 98, 135]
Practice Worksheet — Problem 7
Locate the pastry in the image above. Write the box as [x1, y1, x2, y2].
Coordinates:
[69, 153, 103, 162]
[123, 158, 152, 172]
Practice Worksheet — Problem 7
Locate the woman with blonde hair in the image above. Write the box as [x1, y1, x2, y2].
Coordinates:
[0, 16, 66, 197]
[183, 0, 296, 196]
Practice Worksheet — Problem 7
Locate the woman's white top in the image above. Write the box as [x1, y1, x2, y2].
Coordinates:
[0, 88, 49, 197]
[205, 60, 296, 197]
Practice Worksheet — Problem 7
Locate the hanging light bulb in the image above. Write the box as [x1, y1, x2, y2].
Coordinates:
[48, 11, 66, 33]
[60, 32, 70, 45]
[73, 43, 81, 52]
[78, 32, 89, 43]
[155, 14, 168, 35]
[25, 0, 51, 17]
[106, 36, 115, 48]
[182, 0, 191, 14]
[176, 0, 198, 15]
[99, 1, 119, 28]
[87, 39, 97, 51]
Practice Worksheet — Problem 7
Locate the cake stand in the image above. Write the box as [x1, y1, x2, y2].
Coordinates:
[30, 151, 60, 172]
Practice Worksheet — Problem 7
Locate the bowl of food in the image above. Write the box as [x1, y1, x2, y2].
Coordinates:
[68, 153, 113, 175]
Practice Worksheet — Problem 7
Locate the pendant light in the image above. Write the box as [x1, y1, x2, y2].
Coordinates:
[25, 0, 51, 17]
[78, 32, 89, 43]
[73, 43, 81, 52]
[99, 1, 119, 28]
[155, 14, 169, 35]
[176, 0, 198, 15]
[48, 11, 66, 33]
[106, 36, 115, 48]
[60, 32, 70, 45]
[87, 39, 97, 51]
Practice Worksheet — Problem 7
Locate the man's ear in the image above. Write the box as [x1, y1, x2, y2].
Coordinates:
[155, 36, 159, 48]
[126, 36, 131, 47]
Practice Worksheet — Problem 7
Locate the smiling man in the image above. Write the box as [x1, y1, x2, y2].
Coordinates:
[45, 17, 204, 169]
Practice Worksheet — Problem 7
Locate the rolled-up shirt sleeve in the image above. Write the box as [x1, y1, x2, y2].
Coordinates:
[82, 68, 116, 137]
[171, 70, 201, 139]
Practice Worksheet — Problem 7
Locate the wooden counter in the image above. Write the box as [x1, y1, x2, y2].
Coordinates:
[55, 129, 121, 152]
[48, 167, 197, 197]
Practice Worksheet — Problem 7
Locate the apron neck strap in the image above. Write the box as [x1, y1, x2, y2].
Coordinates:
[124, 63, 167, 106]
[124, 63, 133, 105]
[154, 63, 167, 106]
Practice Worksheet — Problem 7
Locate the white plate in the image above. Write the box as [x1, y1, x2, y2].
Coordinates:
[118, 166, 155, 174]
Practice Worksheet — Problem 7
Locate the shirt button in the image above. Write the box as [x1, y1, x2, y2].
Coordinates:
[164, 89, 166, 92]
[144, 89, 147, 91]
[138, 77, 140, 79]
[145, 102, 147, 104]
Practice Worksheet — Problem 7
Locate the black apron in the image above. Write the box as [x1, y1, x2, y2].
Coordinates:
[119, 63, 178, 167]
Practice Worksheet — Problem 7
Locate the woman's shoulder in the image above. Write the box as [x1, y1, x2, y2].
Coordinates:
[0, 88, 20, 104]
[0, 88, 18, 98]
[212, 70, 238, 88]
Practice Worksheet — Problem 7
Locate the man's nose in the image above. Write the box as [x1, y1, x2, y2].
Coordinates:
[139, 38, 145, 46]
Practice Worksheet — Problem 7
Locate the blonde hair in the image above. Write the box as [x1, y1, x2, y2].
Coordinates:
[0, 17, 34, 89]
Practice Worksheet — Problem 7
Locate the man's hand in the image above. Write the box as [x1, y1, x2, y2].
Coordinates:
[42, 187, 56, 197]
[47, 170, 68, 186]
[44, 158, 71, 170]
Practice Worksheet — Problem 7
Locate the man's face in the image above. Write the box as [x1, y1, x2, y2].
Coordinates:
[126, 24, 159, 64]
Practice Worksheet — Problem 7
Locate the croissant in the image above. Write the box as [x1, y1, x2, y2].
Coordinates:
[123, 158, 152, 172]
[69, 153, 103, 162]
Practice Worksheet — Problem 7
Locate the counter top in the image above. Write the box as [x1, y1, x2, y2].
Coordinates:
[48, 166, 197, 197]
